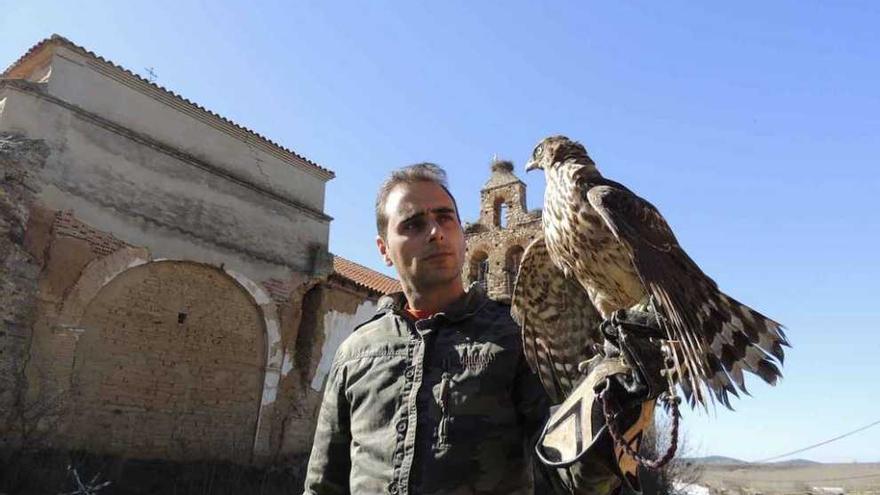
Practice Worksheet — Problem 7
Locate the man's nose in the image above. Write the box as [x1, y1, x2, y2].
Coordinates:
[427, 218, 445, 241]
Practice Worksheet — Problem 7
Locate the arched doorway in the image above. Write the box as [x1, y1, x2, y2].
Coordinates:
[505, 245, 525, 295]
[469, 251, 490, 291]
[66, 261, 266, 462]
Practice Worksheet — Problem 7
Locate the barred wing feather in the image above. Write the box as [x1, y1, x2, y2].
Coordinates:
[511, 236, 604, 404]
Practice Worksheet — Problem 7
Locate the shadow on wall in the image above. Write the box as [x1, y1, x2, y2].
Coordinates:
[0, 448, 311, 495]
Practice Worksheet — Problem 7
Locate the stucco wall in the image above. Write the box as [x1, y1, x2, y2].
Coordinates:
[0, 134, 49, 433]
[0, 82, 329, 280]
[3, 202, 382, 463]
[276, 283, 378, 456]
[37, 45, 330, 211]
[0, 40, 386, 466]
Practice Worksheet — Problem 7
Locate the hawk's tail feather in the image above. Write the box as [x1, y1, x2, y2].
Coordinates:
[675, 290, 788, 407]
[651, 284, 714, 409]
[717, 292, 787, 379]
[706, 353, 740, 407]
[649, 284, 789, 410]
[676, 369, 698, 408]
[726, 362, 750, 396]
[777, 325, 791, 348]
[756, 358, 783, 385]
[739, 301, 789, 362]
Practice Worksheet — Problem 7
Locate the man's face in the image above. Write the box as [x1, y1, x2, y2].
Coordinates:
[377, 181, 466, 293]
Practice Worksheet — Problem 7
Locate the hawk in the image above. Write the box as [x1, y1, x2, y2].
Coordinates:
[511, 135, 789, 408]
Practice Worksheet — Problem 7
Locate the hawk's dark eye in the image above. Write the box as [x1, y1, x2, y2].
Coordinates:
[533, 145, 543, 157]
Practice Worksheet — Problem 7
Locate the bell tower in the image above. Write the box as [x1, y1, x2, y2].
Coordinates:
[478, 158, 527, 230]
[463, 157, 542, 301]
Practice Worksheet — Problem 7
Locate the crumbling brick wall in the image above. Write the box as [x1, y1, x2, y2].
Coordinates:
[61, 260, 266, 462]
[0, 133, 49, 444]
[0, 131, 385, 465]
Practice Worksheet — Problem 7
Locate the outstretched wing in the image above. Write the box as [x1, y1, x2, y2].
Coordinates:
[586, 183, 789, 407]
[511, 236, 604, 404]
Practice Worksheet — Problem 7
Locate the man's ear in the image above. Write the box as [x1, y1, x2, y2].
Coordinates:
[376, 235, 393, 266]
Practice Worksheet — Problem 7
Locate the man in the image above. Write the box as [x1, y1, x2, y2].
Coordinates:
[303, 164, 619, 495]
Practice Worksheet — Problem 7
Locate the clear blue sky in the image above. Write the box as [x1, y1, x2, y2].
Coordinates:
[3, 0, 878, 463]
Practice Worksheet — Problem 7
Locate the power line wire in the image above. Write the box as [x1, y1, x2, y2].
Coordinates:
[753, 418, 880, 463]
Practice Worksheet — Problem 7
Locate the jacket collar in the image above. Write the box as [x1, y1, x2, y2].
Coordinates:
[376, 283, 489, 325]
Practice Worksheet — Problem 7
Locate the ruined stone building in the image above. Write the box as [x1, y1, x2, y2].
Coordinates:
[0, 35, 399, 464]
[463, 159, 542, 301]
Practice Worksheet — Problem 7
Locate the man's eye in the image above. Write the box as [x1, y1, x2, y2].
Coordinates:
[403, 220, 424, 231]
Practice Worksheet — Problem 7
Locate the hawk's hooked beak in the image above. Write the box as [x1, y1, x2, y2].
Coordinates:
[525, 159, 539, 172]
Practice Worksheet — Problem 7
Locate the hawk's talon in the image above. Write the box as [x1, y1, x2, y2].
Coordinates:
[577, 355, 603, 375]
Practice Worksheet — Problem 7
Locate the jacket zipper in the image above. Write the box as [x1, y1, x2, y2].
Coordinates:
[438, 372, 451, 445]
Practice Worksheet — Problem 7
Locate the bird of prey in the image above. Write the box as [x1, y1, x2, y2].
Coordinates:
[511, 135, 789, 408]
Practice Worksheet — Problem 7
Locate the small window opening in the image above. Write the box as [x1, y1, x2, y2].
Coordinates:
[493, 197, 508, 228]
[470, 252, 490, 290]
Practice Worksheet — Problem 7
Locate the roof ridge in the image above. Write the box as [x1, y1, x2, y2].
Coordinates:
[2, 34, 334, 180]
[335, 255, 395, 277]
[332, 255, 400, 295]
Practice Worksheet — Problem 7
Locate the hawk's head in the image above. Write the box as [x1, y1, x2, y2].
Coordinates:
[525, 135, 596, 173]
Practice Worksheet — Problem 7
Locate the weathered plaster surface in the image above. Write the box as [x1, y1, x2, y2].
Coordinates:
[0, 82, 330, 280]
[0, 40, 392, 464]
[45, 45, 331, 209]
[310, 300, 377, 391]
[0, 133, 49, 420]
[280, 351, 295, 377]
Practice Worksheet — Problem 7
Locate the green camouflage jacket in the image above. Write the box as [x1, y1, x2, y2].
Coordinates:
[303, 287, 617, 495]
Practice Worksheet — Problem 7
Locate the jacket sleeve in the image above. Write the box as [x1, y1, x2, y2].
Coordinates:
[303, 358, 352, 495]
[512, 352, 552, 445]
[513, 354, 620, 495]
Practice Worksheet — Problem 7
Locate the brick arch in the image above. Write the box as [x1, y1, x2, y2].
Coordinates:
[504, 243, 525, 272]
[465, 247, 491, 288]
[504, 241, 525, 254]
[57, 253, 281, 460]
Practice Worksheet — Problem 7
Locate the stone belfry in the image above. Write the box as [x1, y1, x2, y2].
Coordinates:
[463, 158, 542, 301]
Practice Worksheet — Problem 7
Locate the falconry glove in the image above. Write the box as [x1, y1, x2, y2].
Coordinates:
[597, 308, 671, 409]
[536, 307, 670, 494]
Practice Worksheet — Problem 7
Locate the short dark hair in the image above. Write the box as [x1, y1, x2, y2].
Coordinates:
[375, 162, 460, 238]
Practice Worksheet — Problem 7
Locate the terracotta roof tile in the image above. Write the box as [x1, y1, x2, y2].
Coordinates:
[2, 34, 334, 179]
[332, 256, 400, 295]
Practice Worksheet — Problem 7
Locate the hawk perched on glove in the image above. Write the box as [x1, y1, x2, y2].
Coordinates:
[511, 135, 789, 408]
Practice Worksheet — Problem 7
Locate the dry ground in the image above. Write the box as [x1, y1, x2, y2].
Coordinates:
[699, 462, 880, 495]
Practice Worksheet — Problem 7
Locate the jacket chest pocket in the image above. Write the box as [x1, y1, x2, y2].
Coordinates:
[433, 344, 515, 434]
[440, 342, 508, 375]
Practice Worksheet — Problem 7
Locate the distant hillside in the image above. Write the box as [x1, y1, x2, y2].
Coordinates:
[699, 461, 880, 494]
[768, 458, 822, 466]
[687, 456, 823, 466]
[686, 456, 748, 465]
